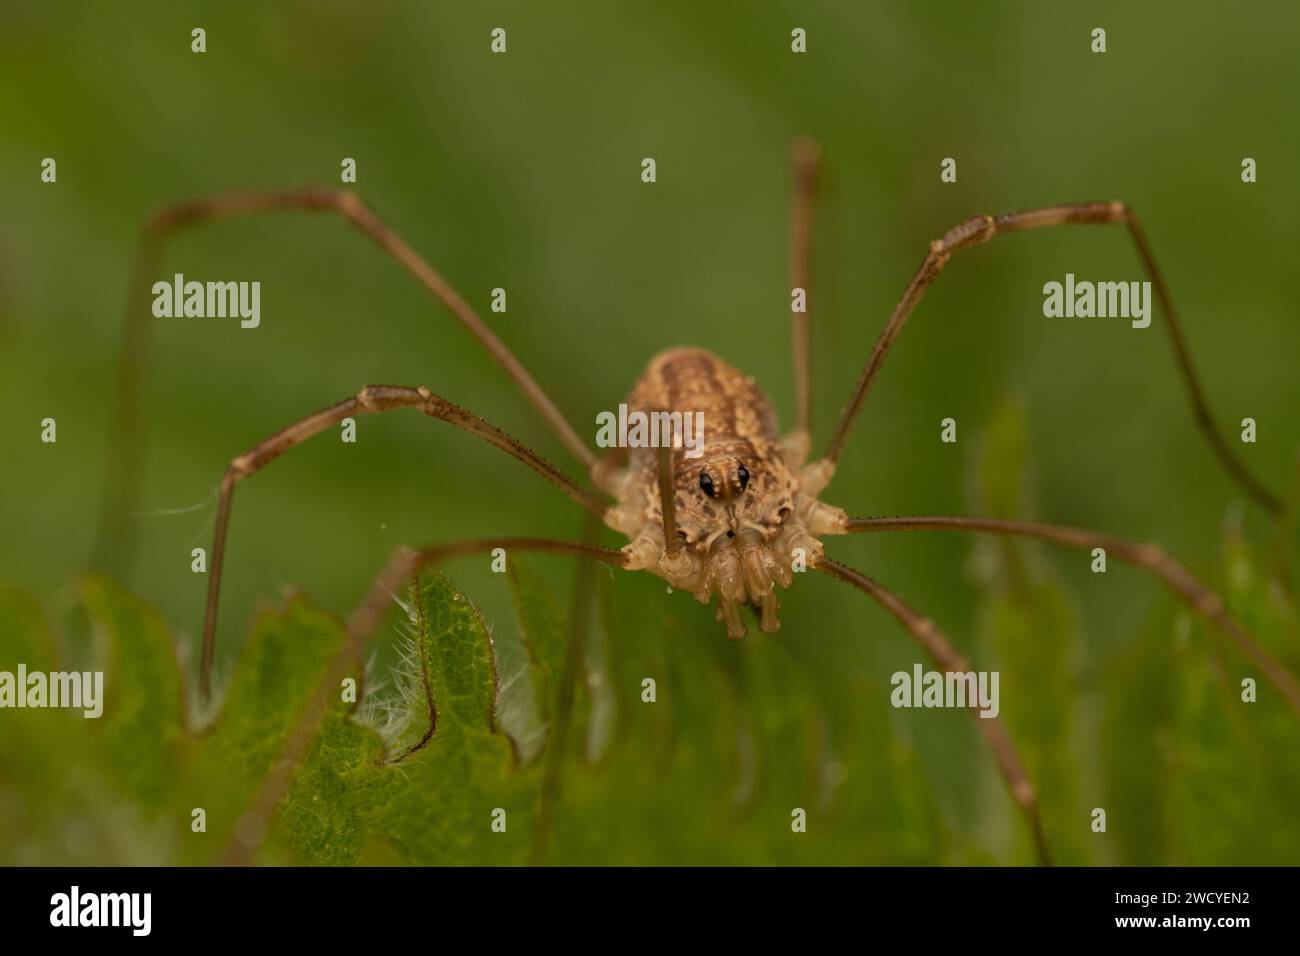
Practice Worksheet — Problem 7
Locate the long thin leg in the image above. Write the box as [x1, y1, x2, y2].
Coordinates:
[530, 511, 607, 866]
[200, 385, 606, 700]
[789, 136, 822, 437]
[96, 187, 596, 570]
[823, 202, 1281, 513]
[846, 514, 1300, 714]
[223, 535, 627, 865]
[814, 556, 1051, 865]
[656, 445, 682, 557]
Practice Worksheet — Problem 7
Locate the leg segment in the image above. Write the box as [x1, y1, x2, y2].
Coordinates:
[788, 136, 822, 437]
[815, 556, 1051, 865]
[846, 514, 1300, 714]
[200, 385, 605, 699]
[822, 202, 1281, 513]
[656, 445, 682, 558]
[223, 534, 627, 865]
[97, 187, 596, 569]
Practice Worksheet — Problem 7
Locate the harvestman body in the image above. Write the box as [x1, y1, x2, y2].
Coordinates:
[604, 346, 844, 639]
[98, 138, 1300, 865]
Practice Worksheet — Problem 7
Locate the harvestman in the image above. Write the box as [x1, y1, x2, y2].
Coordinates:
[98, 138, 1300, 865]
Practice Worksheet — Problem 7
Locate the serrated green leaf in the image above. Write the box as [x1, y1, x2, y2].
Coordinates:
[82, 576, 186, 810]
[6, 498, 1298, 866]
[275, 572, 538, 864]
[496, 558, 568, 766]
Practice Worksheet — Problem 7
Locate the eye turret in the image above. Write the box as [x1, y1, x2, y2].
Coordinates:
[700, 462, 750, 498]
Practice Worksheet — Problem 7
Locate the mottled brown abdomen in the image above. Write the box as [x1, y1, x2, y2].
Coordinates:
[627, 347, 779, 471]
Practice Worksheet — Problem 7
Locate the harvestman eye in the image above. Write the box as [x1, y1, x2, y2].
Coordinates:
[737, 464, 750, 491]
[699, 472, 716, 497]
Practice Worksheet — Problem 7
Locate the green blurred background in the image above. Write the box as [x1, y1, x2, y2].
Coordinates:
[1, 1, 1298, 864]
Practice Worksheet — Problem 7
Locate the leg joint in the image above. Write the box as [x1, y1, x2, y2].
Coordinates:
[939, 214, 996, 253]
[336, 190, 364, 216]
[416, 385, 449, 417]
[228, 453, 256, 480]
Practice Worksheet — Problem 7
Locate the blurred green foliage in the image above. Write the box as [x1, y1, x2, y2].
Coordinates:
[1, 2, 1298, 864]
[2, 506, 1298, 864]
